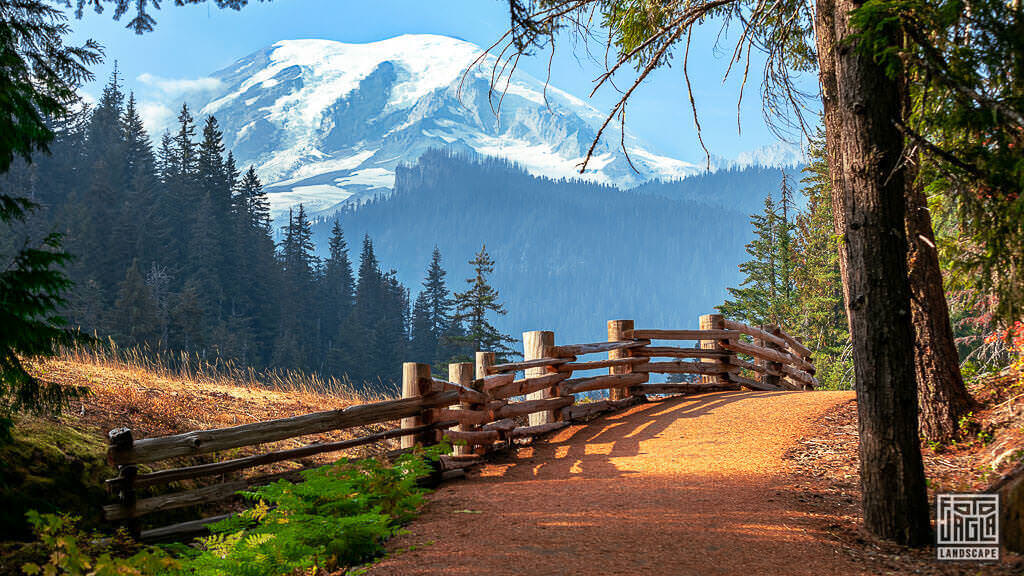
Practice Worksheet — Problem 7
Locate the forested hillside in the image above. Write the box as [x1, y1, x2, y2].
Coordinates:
[632, 165, 803, 215]
[2, 71, 785, 387]
[315, 150, 760, 345]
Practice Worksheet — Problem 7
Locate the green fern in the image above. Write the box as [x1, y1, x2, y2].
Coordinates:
[21, 442, 450, 575]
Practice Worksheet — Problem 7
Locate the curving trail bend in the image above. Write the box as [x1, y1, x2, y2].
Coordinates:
[368, 390, 863, 576]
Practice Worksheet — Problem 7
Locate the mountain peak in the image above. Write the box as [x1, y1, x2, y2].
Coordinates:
[182, 34, 703, 218]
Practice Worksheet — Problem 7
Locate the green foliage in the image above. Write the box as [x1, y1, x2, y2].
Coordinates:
[0, 0, 101, 172]
[719, 175, 799, 328]
[793, 132, 852, 389]
[0, 0, 101, 442]
[452, 246, 518, 361]
[719, 131, 852, 389]
[184, 443, 447, 574]
[20, 511, 181, 576]
[0, 201, 88, 440]
[848, 0, 907, 78]
[850, 0, 1024, 325]
[18, 445, 448, 576]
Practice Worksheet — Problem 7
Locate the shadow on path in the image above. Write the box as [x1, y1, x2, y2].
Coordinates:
[368, 390, 862, 576]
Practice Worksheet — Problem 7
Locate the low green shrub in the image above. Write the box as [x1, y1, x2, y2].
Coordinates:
[18, 443, 449, 576]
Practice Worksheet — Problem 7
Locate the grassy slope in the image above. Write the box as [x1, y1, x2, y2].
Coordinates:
[1, 350, 389, 549]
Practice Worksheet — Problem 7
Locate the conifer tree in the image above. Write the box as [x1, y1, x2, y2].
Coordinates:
[719, 195, 779, 326]
[235, 166, 278, 365]
[719, 178, 799, 329]
[409, 247, 456, 365]
[274, 205, 318, 368]
[794, 138, 852, 388]
[187, 193, 224, 335]
[345, 235, 384, 383]
[198, 116, 230, 220]
[452, 245, 517, 359]
[408, 290, 435, 363]
[120, 93, 160, 262]
[241, 166, 271, 234]
[323, 220, 355, 365]
[111, 259, 160, 346]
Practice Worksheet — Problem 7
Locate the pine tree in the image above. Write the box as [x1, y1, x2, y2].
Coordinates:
[197, 116, 230, 220]
[235, 167, 278, 366]
[346, 235, 384, 383]
[160, 104, 199, 263]
[452, 245, 517, 360]
[378, 269, 410, 380]
[279, 206, 317, 281]
[323, 220, 355, 369]
[408, 290, 435, 363]
[186, 193, 224, 339]
[274, 205, 319, 368]
[111, 259, 160, 346]
[120, 93, 160, 262]
[719, 194, 779, 326]
[410, 247, 456, 365]
[775, 174, 797, 323]
[719, 178, 799, 329]
[0, 211, 83, 438]
[239, 166, 271, 235]
[794, 138, 851, 389]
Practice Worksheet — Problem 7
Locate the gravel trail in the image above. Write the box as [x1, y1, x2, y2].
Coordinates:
[368, 390, 863, 575]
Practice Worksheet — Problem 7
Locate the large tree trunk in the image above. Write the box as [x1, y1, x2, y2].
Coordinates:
[815, 0, 932, 545]
[905, 180, 974, 441]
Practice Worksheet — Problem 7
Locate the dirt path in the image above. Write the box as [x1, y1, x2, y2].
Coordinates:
[368, 390, 864, 576]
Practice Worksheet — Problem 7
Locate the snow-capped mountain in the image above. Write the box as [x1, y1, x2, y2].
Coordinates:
[183, 35, 703, 218]
[731, 141, 806, 169]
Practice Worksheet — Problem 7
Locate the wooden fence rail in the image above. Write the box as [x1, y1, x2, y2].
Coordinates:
[103, 310, 815, 541]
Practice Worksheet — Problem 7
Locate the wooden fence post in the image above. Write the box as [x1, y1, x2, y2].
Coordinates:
[793, 336, 815, 390]
[107, 428, 140, 539]
[607, 319, 635, 401]
[401, 362, 433, 449]
[449, 362, 476, 456]
[525, 330, 557, 426]
[700, 314, 734, 386]
[475, 351, 495, 381]
[762, 324, 784, 388]
[474, 352, 495, 455]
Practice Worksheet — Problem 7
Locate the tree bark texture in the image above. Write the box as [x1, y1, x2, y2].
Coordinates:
[815, 0, 932, 545]
[905, 180, 973, 441]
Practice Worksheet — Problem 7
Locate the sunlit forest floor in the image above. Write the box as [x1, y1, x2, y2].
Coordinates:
[785, 369, 1024, 574]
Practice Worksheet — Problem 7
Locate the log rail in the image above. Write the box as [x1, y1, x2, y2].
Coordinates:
[102, 311, 816, 541]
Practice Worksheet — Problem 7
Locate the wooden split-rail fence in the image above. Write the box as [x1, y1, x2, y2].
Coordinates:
[103, 313, 816, 541]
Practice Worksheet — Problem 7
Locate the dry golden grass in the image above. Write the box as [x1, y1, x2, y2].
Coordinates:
[24, 344, 405, 487]
[12, 345, 413, 534]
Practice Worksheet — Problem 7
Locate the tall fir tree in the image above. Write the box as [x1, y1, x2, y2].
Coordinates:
[452, 245, 517, 360]
[111, 259, 160, 347]
[235, 166, 279, 366]
[408, 290, 435, 364]
[410, 247, 456, 365]
[346, 235, 384, 383]
[120, 93, 160, 263]
[719, 179, 798, 329]
[794, 137, 852, 389]
[323, 220, 355, 369]
[274, 205, 319, 369]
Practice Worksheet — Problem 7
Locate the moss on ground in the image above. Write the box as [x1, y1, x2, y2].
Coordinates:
[0, 417, 112, 541]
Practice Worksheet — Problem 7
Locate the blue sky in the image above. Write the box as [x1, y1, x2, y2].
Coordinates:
[68, 0, 819, 164]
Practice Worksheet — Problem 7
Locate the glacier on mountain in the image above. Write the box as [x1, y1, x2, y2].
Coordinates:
[176, 34, 706, 218]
